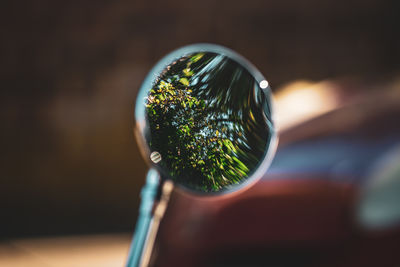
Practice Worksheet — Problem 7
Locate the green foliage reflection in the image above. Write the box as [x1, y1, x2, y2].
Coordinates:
[146, 52, 269, 192]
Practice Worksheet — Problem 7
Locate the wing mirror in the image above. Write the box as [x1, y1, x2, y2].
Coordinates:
[127, 44, 277, 267]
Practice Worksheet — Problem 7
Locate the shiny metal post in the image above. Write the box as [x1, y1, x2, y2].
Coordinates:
[126, 169, 160, 267]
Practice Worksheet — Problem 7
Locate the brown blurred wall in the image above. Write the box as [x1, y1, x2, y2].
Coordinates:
[1, 0, 399, 238]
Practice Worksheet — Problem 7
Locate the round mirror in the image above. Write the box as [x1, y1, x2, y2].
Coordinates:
[135, 44, 277, 194]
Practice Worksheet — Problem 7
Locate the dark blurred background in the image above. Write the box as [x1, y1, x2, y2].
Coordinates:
[1, 0, 399, 239]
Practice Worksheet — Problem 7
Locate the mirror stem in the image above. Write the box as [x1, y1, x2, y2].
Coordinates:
[140, 180, 174, 267]
[126, 169, 174, 267]
[126, 169, 160, 267]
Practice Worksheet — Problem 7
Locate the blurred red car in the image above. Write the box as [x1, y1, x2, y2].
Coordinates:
[150, 81, 400, 267]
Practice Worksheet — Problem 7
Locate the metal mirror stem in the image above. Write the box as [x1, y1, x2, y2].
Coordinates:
[126, 169, 174, 267]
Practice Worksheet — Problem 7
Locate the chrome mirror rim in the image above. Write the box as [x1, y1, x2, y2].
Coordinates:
[134, 43, 278, 197]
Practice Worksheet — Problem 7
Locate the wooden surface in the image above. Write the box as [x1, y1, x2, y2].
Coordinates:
[0, 234, 131, 267]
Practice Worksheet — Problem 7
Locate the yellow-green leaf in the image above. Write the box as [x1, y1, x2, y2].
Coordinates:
[179, 78, 189, 86]
[183, 68, 194, 77]
[190, 53, 204, 63]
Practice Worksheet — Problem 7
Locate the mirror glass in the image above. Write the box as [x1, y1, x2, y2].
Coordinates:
[136, 45, 276, 193]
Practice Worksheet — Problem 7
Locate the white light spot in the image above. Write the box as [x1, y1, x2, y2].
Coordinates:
[150, 151, 162, 163]
[260, 80, 269, 89]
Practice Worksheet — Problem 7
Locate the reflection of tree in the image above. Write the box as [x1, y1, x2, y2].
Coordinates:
[146, 53, 269, 192]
